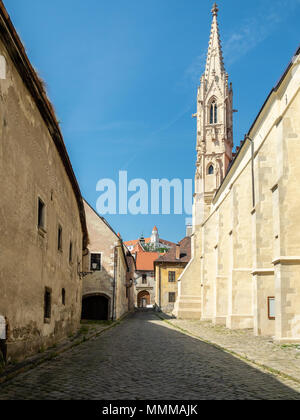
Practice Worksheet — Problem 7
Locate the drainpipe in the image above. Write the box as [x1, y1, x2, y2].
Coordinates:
[159, 265, 162, 309]
[244, 135, 256, 209]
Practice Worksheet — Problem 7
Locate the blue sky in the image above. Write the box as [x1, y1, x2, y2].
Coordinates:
[4, 0, 300, 243]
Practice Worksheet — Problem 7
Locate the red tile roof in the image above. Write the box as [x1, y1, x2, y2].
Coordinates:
[135, 250, 160, 271]
[155, 237, 191, 264]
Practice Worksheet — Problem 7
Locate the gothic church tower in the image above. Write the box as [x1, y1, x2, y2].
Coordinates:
[194, 2, 233, 225]
[173, 3, 233, 319]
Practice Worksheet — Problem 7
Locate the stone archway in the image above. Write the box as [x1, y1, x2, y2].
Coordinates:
[81, 294, 110, 321]
[137, 291, 150, 308]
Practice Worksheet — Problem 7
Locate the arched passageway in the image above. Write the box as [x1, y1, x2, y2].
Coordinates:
[137, 291, 150, 308]
[81, 295, 109, 321]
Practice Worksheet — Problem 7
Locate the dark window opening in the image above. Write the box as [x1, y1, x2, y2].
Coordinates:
[208, 165, 214, 175]
[62, 288, 66, 305]
[44, 288, 51, 320]
[38, 198, 45, 229]
[91, 253, 101, 271]
[210, 101, 218, 124]
[69, 242, 73, 264]
[168, 271, 176, 283]
[169, 292, 176, 303]
[142, 274, 147, 284]
[58, 226, 63, 251]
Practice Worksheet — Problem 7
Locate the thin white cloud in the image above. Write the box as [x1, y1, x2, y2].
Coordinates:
[185, 0, 300, 82]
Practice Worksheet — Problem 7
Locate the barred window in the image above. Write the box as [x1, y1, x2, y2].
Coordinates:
[169, 293, 176, 303]
[168, 271, 176, 283]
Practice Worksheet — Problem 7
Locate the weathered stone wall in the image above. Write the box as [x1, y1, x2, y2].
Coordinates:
[274, 85, 300, 342]
[0, 39, 84, 362]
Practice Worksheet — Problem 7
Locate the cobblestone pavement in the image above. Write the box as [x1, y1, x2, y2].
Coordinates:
[166, 317, 300, 383]
[0, 311, 300, 400]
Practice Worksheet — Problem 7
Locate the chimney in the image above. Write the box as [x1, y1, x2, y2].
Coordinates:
[186, 225, 192, 237]
[176, 243, 180, 260]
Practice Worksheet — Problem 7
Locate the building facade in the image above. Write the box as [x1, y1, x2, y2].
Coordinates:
[0, 2, 88, 362]
[155, 237, 191, 313]
[82, 201, 134, 321]
[125, 227, 176, 308]
[174, 3, 300, 343]
[132, 242, 159, 308]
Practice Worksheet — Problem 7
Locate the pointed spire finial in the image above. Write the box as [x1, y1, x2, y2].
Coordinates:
[205, 1, 225, 79]
[212, 2, 218, 17]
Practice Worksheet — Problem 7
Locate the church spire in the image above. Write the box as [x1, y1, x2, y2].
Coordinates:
[193, 2, 233, 223]
[205, 2, 226, 80]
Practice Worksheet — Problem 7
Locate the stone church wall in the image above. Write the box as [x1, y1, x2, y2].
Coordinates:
[176, 53, 300, 342]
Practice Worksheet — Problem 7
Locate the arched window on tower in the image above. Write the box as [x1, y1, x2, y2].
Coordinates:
[208, 165, 214, 175]
[210, 101, 218, 124]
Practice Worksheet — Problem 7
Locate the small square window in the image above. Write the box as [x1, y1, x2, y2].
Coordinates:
[38, 198, 45, 229]
[169, 292, 176, 303]
[168, 271, 176, 283]
[91, 253, 101, 271]
[268, 297, 275, 320]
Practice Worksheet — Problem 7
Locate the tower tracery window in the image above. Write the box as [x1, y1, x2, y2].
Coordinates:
[208, 165, 214, 175]
[210, 101, 218, 124]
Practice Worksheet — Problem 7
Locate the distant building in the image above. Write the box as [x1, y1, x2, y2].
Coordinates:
[125, 227, 176, 307]
[82, 201, 134, 321]
[131, 242, 159, 308]
[155, 238, 191, 313]
[125, 226, 175, 253]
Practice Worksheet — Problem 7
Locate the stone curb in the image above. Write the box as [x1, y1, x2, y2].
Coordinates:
[154, 313, 300, 387]
[0, 312, 131, 386]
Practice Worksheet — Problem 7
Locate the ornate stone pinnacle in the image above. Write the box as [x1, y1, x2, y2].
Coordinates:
[212, 2, 218, 17]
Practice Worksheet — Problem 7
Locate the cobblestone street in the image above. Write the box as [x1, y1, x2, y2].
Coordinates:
[1, 311, 300, 400]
